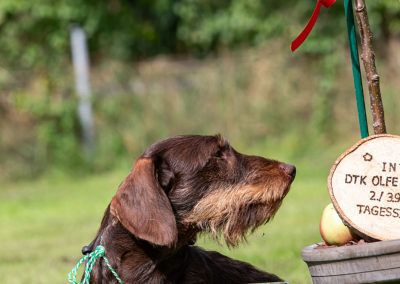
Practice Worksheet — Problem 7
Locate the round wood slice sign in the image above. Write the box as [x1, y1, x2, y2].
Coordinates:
[328, 134, 400, 241]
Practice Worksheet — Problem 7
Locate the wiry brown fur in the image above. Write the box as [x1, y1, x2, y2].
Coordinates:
[184, 182, 289, 246]
[82, 135, 295, 283]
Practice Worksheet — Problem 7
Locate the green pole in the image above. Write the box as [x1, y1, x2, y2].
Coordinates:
[344, 0, 369, 138]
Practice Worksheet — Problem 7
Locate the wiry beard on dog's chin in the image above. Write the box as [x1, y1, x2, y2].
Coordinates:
[201, 202, 283, 247]
[182, 183, 290, 247]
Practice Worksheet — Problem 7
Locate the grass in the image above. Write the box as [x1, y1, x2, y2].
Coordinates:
[0, 171, 123, 284]
[0, 145, 340, 284]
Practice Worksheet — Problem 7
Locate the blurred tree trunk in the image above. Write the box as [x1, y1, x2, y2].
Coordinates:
[379, 6, 390, 43]
[376, 2, 390, 57]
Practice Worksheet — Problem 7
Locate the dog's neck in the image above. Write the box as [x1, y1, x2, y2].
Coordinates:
[87, 205, 197, 282]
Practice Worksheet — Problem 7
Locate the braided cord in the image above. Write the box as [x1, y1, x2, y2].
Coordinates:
[68, 238, 122, 284]
[103, 256, 122, 283]
[68, 254, 90, 284]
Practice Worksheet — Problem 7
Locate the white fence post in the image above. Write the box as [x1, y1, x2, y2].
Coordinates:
[70, 25, 94, 157]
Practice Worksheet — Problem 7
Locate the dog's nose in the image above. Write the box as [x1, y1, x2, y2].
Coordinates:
[280, 163, 296, 180]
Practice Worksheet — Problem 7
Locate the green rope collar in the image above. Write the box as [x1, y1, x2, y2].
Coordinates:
[68, 237, 122, 284]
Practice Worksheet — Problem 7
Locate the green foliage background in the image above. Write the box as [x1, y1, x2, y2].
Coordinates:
[1, 0, 399, 179]
[1, 0, 399, 67]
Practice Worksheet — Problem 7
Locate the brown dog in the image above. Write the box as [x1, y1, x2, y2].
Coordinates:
[82, 135, 295, 283]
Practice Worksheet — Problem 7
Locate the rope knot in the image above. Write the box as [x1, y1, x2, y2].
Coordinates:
[94, 245, 105, 257]
[68, 238, 122, 284]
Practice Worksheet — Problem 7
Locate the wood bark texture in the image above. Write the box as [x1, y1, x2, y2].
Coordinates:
[354, 0, 386, 135]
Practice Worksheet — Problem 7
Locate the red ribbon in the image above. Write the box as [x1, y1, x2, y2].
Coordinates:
[291, 0, 336, 52]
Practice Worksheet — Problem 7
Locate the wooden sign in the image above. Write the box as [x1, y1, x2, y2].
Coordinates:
[328, 134, 400, 241]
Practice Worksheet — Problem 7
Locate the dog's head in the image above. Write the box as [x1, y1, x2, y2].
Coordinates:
[110, 135, 295, 248]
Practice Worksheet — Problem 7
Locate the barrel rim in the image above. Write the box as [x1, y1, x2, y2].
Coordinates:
[302, 239, 400, 262]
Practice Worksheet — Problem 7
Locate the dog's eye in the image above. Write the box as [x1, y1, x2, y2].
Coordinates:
[214, 150, 223, 158]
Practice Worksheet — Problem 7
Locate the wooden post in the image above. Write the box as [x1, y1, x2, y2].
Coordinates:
[70, 25, 94, 157]
[353, 0, 386, 135]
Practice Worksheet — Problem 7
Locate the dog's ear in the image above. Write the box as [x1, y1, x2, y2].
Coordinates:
[110, 157, 178, 247]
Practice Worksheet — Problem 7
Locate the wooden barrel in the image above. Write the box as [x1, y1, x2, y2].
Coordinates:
[301, 239, 400, 283]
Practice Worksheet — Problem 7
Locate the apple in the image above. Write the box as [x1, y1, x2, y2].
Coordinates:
[320, 203, 357, 246]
